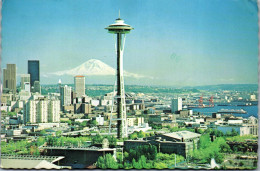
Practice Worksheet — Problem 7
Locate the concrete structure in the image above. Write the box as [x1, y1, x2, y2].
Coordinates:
[90, 100, 99, 106]
[41, 146, 116, 168]
[94, 115, 104, 125]
[128, 123, 152, 134]
[82, 103, 92, 114]
[171, 97, 182, 113]
[19, 90, 31, 101]
[3, 64, 16, 93]
[20, 74, 30, 90]
[33, 81, 41, 93]
[28, 60, 40, 91]
[60, 85, 72, 110]
[106, 14, 133, 138]
[24, 82, 31, 93]
[48, 99, 60, 122]
[74, 76, 85, 98]
[1, 155, 63, 169]
[24, 95, 60, 123]
[125, 131, 201, 157]
[127, 117, 144, 127]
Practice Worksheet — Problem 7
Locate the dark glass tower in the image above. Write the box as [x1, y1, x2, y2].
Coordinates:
[28, 60, 40, 89]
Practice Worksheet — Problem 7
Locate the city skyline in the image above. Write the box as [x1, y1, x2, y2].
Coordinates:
[2, 0, 258, 86]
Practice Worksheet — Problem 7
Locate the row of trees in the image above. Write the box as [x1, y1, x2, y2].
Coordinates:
[1, 138, 46, 155]
[96, 145, 185, 169]
[128, 130, 154, 139]
[2, 133, 121, 156]
[188, 134, 231, 164]
[91, 134, 117, 146]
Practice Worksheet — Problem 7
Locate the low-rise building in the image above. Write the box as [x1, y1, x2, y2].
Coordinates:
[124, 131, 201, 157]
[41, 146, 116, 169]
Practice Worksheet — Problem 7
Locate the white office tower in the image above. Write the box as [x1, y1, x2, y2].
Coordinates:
[171, 97, 182, 113]
[48, 100, 60, 122]
[60, 85, 72, 110]
[20, 74, 30, 90]
[74, 75, 85, 97]
[38, 100, 48, 123]
[24, 82, 30, 93]
[24, 96, 60, 123]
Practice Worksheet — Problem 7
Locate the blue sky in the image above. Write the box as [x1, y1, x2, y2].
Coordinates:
[2, 0, 259, 86]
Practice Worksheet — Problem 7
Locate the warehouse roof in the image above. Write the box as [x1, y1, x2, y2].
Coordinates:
[1, 159, 61, 169]
[163, 131, 201, 140]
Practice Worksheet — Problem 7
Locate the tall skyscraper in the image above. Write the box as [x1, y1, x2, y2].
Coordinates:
[60, 85, 72, 110]
[20, 74, 30, 90]
[106, 15, 133, 138]
[28, 60, 40, 91]
[171, 97, 182, 113]
[74, 76, 85, 98]
[3, 64, 16, 93]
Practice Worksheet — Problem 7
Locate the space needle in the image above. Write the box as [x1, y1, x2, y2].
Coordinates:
[105, 13, 133, 138]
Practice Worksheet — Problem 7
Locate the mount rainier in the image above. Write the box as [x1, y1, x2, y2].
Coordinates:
[52, 59, 144, 78]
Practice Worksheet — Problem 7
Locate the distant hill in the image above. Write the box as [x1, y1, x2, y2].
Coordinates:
[184, 84, 258, 91]
[51, 59, 146, 78]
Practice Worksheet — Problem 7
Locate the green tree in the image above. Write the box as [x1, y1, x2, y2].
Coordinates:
[37, 137, 46, 146]
[89, 120, 98, 127]
[55, 130, 62, 137]
[91, 134, 103, 144]
[39, 130, 47, 136]
[154, 162, 167, 169]
[96, 154, 118, 169]
[67, 120, 72, 125]
[80, 121, 88, 127]
[137, 131, 146, 138]
[7, 112, 16, 117]
[97, 156, 106, 168]
[106, 136, 117, 146]
[132, 158, 142, 169]
[128, 145, 157, 161]
[199, 134, 211, 149]
[139, 155, 148, 169]
[129, 132, 138, 139]
[123, 161, 133, 169]
[220, 142, 231, 153]
[231, 128, 238, 136]
[104, 154, 118, 169]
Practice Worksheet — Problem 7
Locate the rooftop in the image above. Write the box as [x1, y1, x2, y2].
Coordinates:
[1, 154, 64, 163]
[163, 131, 201, 140]
[1, 159, 61, 169]
[40, 146, 115, 151]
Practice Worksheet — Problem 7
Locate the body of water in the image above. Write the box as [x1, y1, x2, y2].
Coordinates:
[191, 105, 258, 118]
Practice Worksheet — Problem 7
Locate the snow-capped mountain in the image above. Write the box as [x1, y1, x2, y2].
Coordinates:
[52, 59, 144, 78]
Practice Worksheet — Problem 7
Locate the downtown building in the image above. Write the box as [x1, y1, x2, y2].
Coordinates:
[24, 95, 60, 123]
[74, 75, 85, 98]
[28, 60, 40, 93]
[171, 97, 182, 113]
[60, 85, 72, 111]
[3, 64, 16, 93]
[20, 74, 30, 90]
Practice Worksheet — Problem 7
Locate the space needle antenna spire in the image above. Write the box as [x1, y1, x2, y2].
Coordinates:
[105, 14, 134, 139]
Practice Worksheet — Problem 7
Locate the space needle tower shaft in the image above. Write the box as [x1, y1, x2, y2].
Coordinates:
[105, 14, 133, 138]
